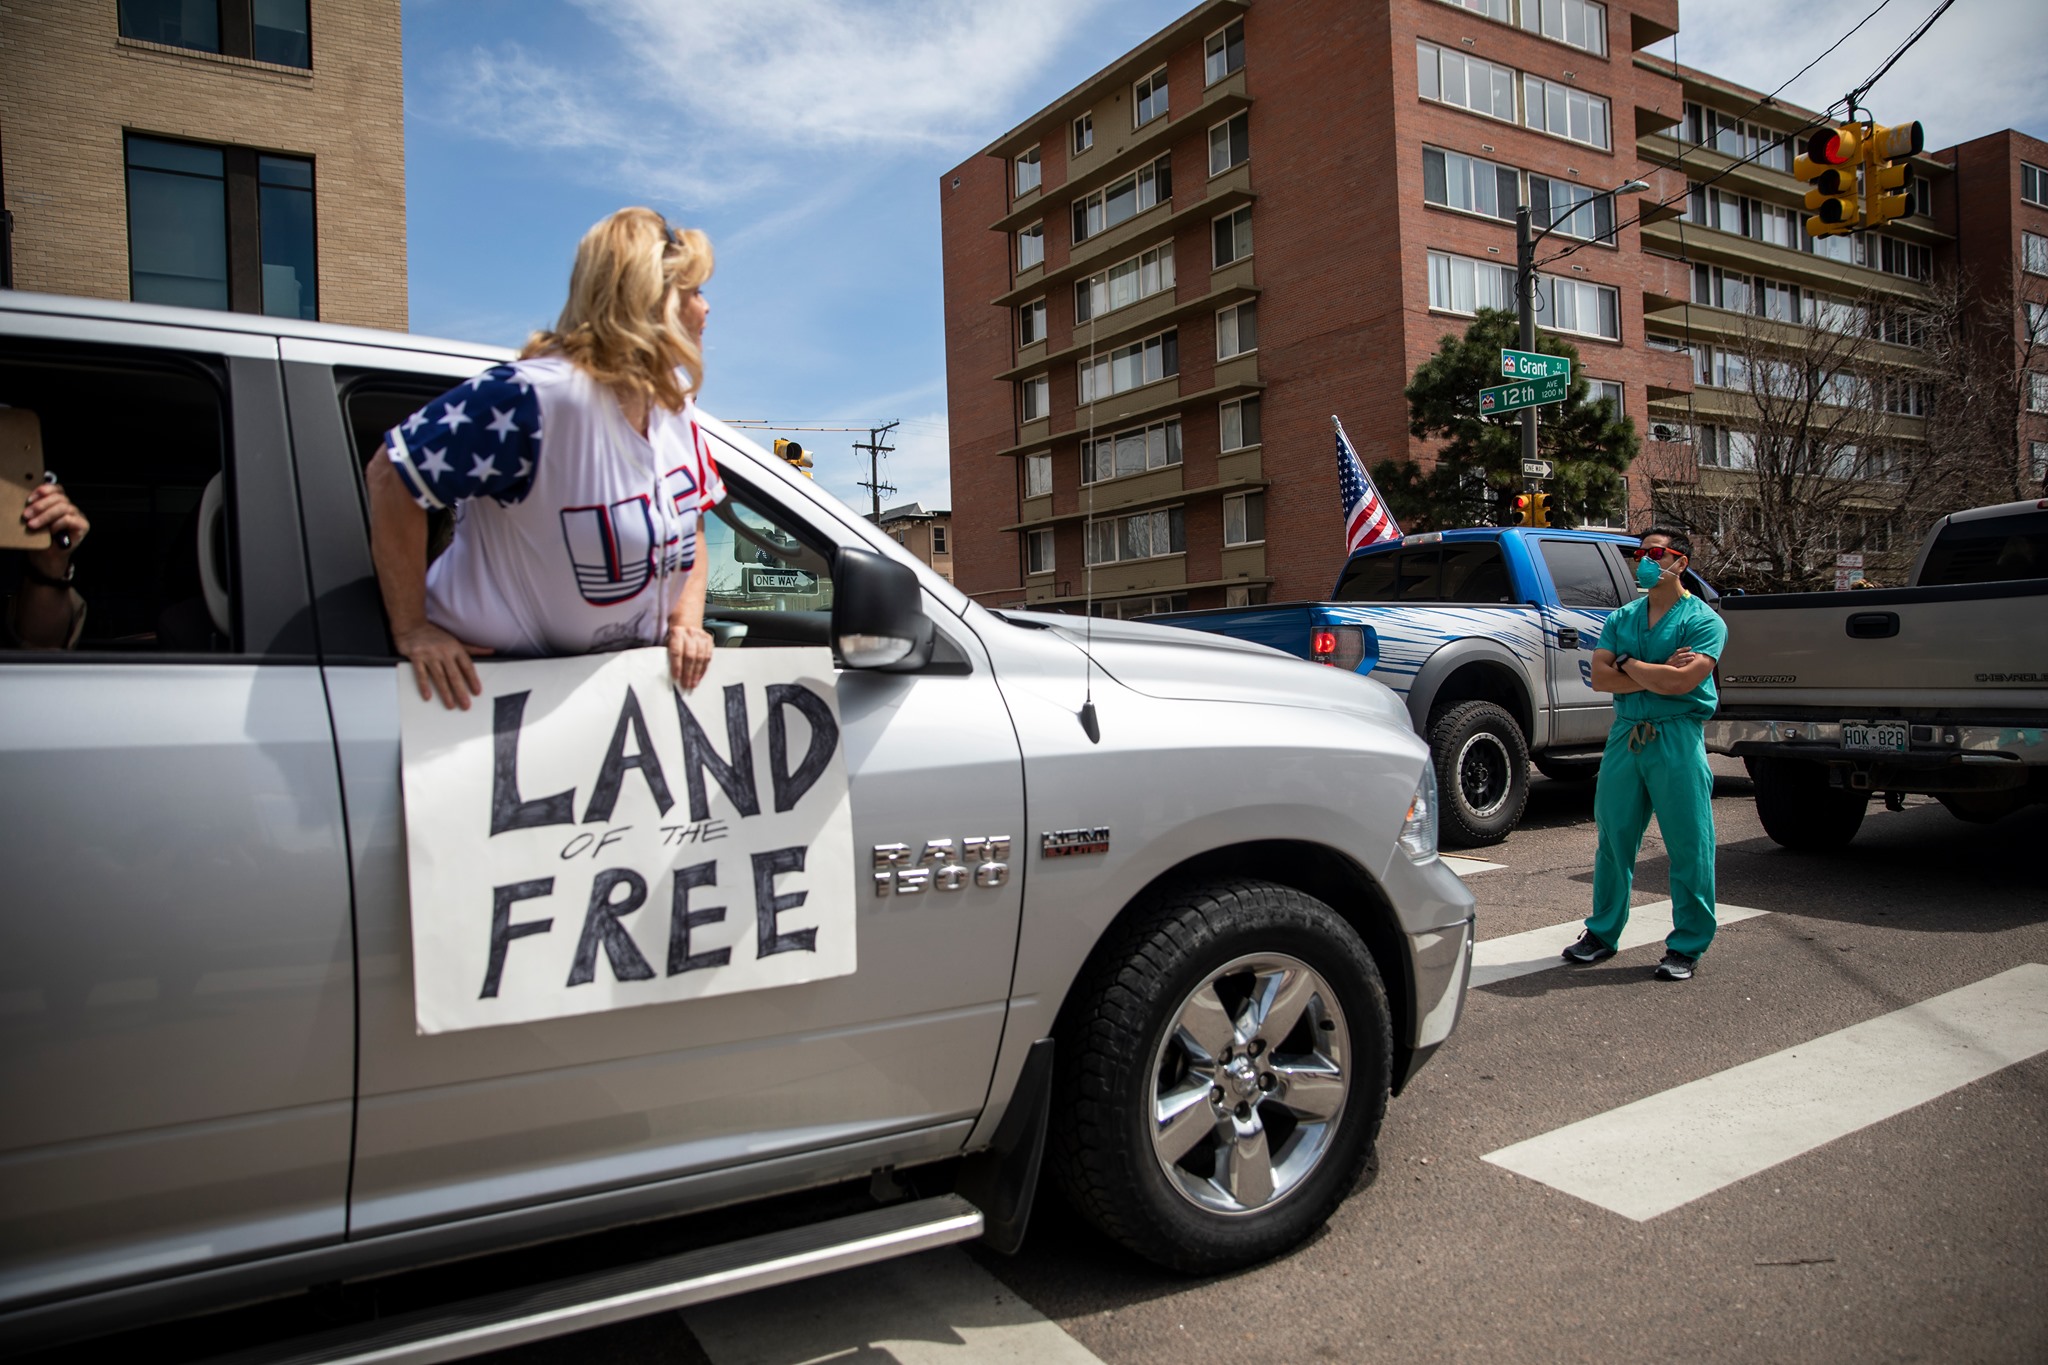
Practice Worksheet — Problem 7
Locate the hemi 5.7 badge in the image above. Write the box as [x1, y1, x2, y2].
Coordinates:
[1041, 827, 1110, 858]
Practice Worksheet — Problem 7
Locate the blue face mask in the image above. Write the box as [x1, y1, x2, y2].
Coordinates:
[1635, 554, 1667, 590]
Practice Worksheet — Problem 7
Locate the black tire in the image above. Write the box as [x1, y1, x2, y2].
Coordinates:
[1430, 700, 1530, 847]
[1049, 879, 1391, 1275]
[1752, 757, 1867, 850]
[1533, 754, 1601, 783]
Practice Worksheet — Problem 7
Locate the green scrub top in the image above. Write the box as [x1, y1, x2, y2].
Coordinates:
[1597, 592, 1729, 723]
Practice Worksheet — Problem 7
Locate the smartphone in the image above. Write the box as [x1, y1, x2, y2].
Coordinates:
[0, 409, 49, 552]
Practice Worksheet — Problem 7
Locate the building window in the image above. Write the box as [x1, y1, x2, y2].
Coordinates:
[1213, 206, 1254, 267]
[1217, 300, 1258, 359]
[1134, 66, 1169, 127]
[931, 525, 948, 555]
[2027, 302, 2048, 345]
[1021, 374, 1050, 422]
[1015, 146, 1041, 196]
[1084, 418, 1183, 483]
[2022, 162, 2048, 208]
[1073, 113, 1094, 155]
[1078, 331, 1178, 404]
[2022, 232, 2048, 276]
[2031, 441, 2048, 483]
[1027, 528, 1055, 575]
[1072, 155, 1171, 242]
[1579, 476, 1628, 530]
[1205, 18, 1245, 84]
[1522, 0, 1607, 55]
[1423, 146, 1520, 222]
[1087, 507, 1185, 565]
[1096, 592, 1189, 619]
[124, 134, 317, 318]
[1017, 221, 1044, 271]
[1682, 104, 1793, 172]
[1584, 379, 1622, 415]
[1417, 42, 1517, 123]
[1531, 174, 1616, 242]
[1427, 248, 1517, 314]
[1223, 491, 1266, 546]
[1877, 237, 1931, 282]
[119, 0, 311, 68]
[1019, 298, 1047, 346]
[1523, 76, 1610, 149]
[1075, 241, 1176, 322]
[1436, 0, 1511, 19]
[1882, 379, 1927, 417]
[1221, 396, 1262, 451]
[1535, 275, 1619, 340]
[2030, 373, 2048, 414]
[1911, 175, 1933, 217]
[1224, 585, 1268, 608]
[1025, 452, 1053, 498]
[1209, 112, 1250, 176]
[1695, 424, 1756, 469]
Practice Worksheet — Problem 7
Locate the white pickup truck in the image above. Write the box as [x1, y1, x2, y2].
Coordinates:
[1706, 499, 2048, 849]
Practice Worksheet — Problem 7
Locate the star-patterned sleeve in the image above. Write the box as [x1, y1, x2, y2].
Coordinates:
[384, 365, 542, 510]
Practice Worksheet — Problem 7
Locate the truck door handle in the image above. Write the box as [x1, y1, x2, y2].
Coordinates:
[1846, 612, 1898, 639]
[1557, 627, 1580, 650]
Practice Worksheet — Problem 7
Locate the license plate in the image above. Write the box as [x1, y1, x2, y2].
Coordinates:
[1842, 722, 1908, 753]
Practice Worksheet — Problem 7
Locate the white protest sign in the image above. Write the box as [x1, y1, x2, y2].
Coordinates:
[398, 647, 854, 1034]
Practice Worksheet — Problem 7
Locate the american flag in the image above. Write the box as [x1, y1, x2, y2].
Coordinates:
[1334, 416, 1400, 553]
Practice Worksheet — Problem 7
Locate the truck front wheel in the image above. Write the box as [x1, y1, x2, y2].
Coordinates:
[1752, 757, 1867, 850]
[1049, 879, 1391, 1275]
[1431, 700, 1530, 847]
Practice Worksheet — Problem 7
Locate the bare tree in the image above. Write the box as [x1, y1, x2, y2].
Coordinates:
[1648, 272, 2015, 593]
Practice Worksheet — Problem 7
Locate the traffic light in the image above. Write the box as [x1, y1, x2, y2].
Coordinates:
[773, 438, 813, 477]
[1513, 493, 1536, 527]
[1795, 123, 1863, 237]
[1862, 120, 1923, 228]
[1532, 492, 1557, 527]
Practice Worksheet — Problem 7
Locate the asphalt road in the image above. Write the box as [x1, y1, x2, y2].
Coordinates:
[71, 764, 2047, 1365]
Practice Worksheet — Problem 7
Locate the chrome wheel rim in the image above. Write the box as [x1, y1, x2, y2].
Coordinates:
[1456, 731, 1513, 818]
[1148, 953, 1350, 1216]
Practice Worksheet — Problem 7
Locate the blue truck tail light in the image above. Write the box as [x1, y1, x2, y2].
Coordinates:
[1311, 624, 1372, 672]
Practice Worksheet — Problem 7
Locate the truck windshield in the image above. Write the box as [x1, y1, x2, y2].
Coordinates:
[1917, 513, 2048, 585]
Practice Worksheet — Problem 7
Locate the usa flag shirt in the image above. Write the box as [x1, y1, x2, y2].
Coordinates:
[384, 356, 726, 656]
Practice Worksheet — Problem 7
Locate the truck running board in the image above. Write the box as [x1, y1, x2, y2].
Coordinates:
[207, 1195, 985, 1365]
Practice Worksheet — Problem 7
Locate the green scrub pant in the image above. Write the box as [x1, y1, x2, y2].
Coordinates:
[1587, 714, 1718, 959]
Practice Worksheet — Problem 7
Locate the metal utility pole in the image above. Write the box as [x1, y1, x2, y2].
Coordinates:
[1516, 205, 1539, 475]
[853, 420, 899, 519]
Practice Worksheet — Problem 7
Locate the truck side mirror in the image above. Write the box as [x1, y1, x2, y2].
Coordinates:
[832, 547, 935, 671]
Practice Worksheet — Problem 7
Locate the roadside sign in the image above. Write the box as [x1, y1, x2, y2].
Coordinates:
[745, 567, 820, 594]
[1833, 552, 1864, 591]
[1501, 348, 1571, 381]
[1478, 372, 1570, 415]
[1521, 459, 1555, 479]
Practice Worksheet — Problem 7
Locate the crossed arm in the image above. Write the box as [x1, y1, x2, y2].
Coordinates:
[1591, 647, 1717, 696]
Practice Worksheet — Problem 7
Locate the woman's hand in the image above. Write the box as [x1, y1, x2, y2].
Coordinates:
[395, 620, 493, 710]
[22, 481, 89, 577]
[668, 620, 714, 691]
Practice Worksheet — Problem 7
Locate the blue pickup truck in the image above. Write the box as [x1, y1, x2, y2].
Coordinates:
[1150, 527, 1717, 846]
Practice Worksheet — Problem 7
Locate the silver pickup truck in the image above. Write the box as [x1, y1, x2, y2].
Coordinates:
[1707, 499, 2048, 849]
[0, 293, 1475, 1359]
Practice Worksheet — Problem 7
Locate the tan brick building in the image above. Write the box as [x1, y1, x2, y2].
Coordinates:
[1, 0, 405, 330]
[939, 0, 2012, 611]
[874, 502, 956, 583]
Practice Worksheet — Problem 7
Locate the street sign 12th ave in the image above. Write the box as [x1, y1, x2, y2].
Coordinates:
[1478, 372, 1570, 415]
[1500, 348, 1571, 381]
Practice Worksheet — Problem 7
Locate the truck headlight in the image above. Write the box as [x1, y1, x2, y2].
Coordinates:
[1399, 762, 1438, 862]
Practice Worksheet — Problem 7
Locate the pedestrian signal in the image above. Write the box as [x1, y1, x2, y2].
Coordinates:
[1862, 121, 1923, 228]
[1795, 123, 1863, 237]
[773, 438, 814, 477]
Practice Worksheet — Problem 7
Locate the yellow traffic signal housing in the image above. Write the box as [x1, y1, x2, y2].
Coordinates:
[773, 437, 814, 477]
[1796, 123, 1863, 237]
[1863, 120, 1924, 228]
[1513, 493, 1536, 527]
[1532, 492, 1557, 527]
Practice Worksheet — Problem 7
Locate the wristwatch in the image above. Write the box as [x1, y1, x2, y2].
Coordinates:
[22, 558, 75, 590]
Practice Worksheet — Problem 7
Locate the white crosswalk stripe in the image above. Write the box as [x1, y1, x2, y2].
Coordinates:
[1482, 963, 2048, 1220]
[683, 1247, 1105, 1364]
[1470, 899, 1770, 987]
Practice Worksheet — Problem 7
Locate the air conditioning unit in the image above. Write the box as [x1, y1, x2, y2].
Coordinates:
[1651, 423, 1693, 443]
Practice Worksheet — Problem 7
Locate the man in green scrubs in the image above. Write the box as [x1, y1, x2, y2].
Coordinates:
[1562, 528, 1728, 980]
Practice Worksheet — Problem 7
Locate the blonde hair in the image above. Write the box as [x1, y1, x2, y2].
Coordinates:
[522, 206, 713, 414]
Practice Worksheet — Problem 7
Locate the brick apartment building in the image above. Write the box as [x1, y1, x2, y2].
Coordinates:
[940, 0, 2029, 613]
[1, 0, 406, 330]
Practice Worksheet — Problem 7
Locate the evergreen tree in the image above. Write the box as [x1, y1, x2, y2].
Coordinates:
[1378, 308, 1637, 530]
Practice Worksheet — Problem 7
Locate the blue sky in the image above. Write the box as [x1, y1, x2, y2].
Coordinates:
[403, 0, 2047, 514]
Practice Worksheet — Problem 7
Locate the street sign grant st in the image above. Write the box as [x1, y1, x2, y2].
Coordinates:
[1501, 348, 1571, 380]
[1479, 372, 1570, 415]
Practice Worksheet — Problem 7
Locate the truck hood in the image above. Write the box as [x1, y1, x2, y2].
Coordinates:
[1002, 611, 1413, 733]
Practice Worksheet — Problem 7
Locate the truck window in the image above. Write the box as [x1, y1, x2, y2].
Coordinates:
[1334, 548, 1443, 601]
[1538, 539, 1624, 608]
[0, 348, 234, 653]
[1333, 550, 1400, 601]
[1442, 544, 1513, 603]
[1916, 513, 2048, 585]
